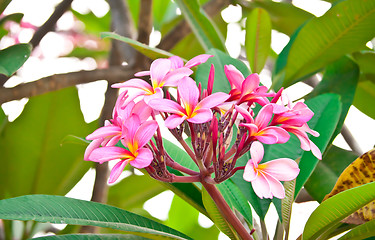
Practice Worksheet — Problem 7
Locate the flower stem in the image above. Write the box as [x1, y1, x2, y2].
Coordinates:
[201, 180, 253, 240]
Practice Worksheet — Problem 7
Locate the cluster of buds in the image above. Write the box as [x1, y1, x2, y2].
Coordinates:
[84, 54, 321, 199]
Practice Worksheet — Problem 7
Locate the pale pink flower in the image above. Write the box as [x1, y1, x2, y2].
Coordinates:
[88, 115, 159, 184]
[148, 76, 229, 129]
[243, 141, 300, 199]
[112, 58, 193, 104]
[236, 105, 290, 144]
[271, 99, 314, 127]
[224, 65, 274, 105]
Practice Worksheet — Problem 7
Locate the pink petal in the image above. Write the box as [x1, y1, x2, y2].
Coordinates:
[165, 114, 187, 129]
[250, 141, 264, 165]
[261, 126, 290, 144]
[310, 140, 322, 160]
[143, 87, 164, 104]
[251, 172, 272, 199]
[261, 158, 300, 181]
[255, 133, 279, 145]
[235, 105, 253, 123]
[84, 138, 102, 160]
[134, 120, 158, 148]
[262, 172, 286, 199]
[188, 108, 213, 124]
[111, 78, 152, 93]
[240, 123, 258, 137]
[169, 56, 184, 69]
[196, 92, 230, 109]
[132, 100, 152, 122]
[148, 98, 185, 114]
[150, 59, 171, 85]
[108, 160, 129, 184]
[178, 77, 199, 110]
[163, 67, 193, 87]
[134, 70, 150, 77]
[122, 114, 141, 143]
[255, 104, 273, 130]
[243, 160, 258, 181]
[105, 135, 121, 147]
[207, 64, 215, 95]
[89, 147, 132, 163]
[224, 65, 243, 90]
[185, 54, 213, 68]
[86, 126, 121, 140]
[241, 73, 260, 96]
[130, 148, 153, 168]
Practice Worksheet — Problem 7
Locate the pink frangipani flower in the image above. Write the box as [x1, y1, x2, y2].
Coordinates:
[148, 76, 229, 129]
[243, 141, 300, 199]
[112, 58, 193, 104]
[88, 116, 159, 184]
[236, 104, 290, 144]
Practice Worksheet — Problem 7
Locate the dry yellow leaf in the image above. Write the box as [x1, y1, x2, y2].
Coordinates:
[323, 148, 375, 224]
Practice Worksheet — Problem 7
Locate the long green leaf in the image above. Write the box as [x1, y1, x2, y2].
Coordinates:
[101, 32, 175, 60]
[0, 0, 12, 14]
[295, 93, 342, 196]
[174, 0, 226, 52]
[353, 79, 375, 119]
[304, 146, 359, 202]
[0, 87, 96, 198]
[338, 219, 375, 240]
[0, 43, 31, 76]
[34, 234, 150, 240]
[202, 188, 239, 240]
[0, 195, 192, 240]
[244, 1, 313, 36]
[306, 56, 359, 141]
[280, 0, 375, 87]
[352, 51, 375, 84]
[196, 49, 251, 93]
[302, 182, 375, 240]
[245, 8, 272, 73]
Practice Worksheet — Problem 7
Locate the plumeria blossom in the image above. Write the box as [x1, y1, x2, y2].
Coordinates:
[236, 104, 290, 144]
[88, 115, 159, 183]
[112, 58, 193, 104]
[243, 141, 300, 199]
[224, 65, 274, 105]
[148, 76, 229, 129]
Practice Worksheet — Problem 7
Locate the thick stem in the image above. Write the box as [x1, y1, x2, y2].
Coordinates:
[167, 160, 199, 175]
[201, 181, 253, 240]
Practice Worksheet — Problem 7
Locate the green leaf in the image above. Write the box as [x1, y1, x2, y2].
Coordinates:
[0, 13, 23, 26]
[306, 56, 359, 140]
[281, 0, 375, 87]
[0, 195, 192, 240]
[302, 182, 375, 240]
[352, 51, 375, 83]
[107, 174, 165, 211]
[244, 1, 314, 36]
[174, 0, 226, 52]
[34, 234, 150, 240]
[295, 93, 342, 196]
[196, 49, 251, 93]
[101, 32, 175, 60]
[202, 188, 239, 240]
[353, 80, 375, 119]
[163, 138, 199, 172]
[0, 0, 12, 14]
[0, 107, 6, 134]
[217, 179, 253, 226]
[245, 8, 272, 73]
[338, 219, 375, 240]
[304, 146, 359, 202]
[153, 0, 178, 31]
[0, 87, 97, 198]
[0, 43, 31, 76]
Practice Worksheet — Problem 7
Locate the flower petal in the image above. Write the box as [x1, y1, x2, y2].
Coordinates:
[185, 54, 213, 68]
[144, 87, 164, 104]
[260, 126, 290, 144]
[84, 138, 102, 160]
[178, 77, 199, 111]
[150, 58, 171, 85]
[224, 65, 243, 90]
[108, 160, 129, 184]
[235, 105, 253, 123]
[134, 120, 158, 148]
[197, 92, 230, 109]
[262, 158, 300, 181]
[241, 73, 260, 96]
[169, 56, 184, 69]
[251, 172, 272, 199]
[134, 70, 150, 77]
[243, 160, 258, 181]
[188, 108, 213, 124]
[255, 104, 273, 130]
[165, 114, 187, 129]
[163, 67, 193, 86]
[89, 146, 132, 163]
[262, 172, 286, 199]
[112, 79, 152, 93]
[86, 125, 121, 140]
[148, 98, 185, 114]
[130, 148, 153, 168]
[250, 141, 264, 165]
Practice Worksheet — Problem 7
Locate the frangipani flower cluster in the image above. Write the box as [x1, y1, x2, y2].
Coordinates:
[84, 54, 321, 199]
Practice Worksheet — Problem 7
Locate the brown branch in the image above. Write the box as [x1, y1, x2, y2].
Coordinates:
[0, 67, 135, 104]
[157, 0, 230, 51]
[134, 0, 153, 68]
[29, 0, 74, 48]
